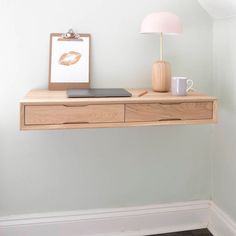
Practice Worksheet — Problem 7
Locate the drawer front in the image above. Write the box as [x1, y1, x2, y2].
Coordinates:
[25, 104, 124, 125]
[125, 102, 213, 122]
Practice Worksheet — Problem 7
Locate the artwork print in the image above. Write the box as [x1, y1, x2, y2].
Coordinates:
[49, 33, 90, 90]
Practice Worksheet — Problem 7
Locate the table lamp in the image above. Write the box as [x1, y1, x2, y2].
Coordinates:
[141, 12, 182, 92]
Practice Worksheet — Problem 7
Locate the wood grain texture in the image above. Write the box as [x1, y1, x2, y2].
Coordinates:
[20, 103, 25, 129]
[152, 61, 171, 92]
[21, 89, 216, 105]
[213, 100, 218, 123]
[21, 120, 217, 131]
[20, 89, 217, 130]
[25, 105, 124, 125]
[125, 102, 213, 122]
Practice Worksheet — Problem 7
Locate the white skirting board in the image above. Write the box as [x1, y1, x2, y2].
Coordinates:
[0, 200, 235, 236]
[208, 203, 236, 236]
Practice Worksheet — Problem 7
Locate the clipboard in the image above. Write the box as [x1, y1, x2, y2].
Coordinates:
[48, 29, 91, 90]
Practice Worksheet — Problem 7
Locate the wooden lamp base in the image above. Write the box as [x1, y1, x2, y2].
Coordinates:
[152, 61, 171, 92]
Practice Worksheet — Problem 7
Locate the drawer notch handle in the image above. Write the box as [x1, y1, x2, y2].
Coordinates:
[63, 104, 89, 108]
[159, 103, 183, 105]
[159, 118, 182, 121]
[63, 121, 89, 125]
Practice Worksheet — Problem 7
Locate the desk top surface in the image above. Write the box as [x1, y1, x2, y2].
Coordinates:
[21, 89, 216, 105]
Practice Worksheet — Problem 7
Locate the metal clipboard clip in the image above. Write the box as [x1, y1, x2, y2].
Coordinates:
[58, 29, 83, 41]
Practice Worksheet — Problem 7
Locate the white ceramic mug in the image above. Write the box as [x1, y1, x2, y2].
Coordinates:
[171, 77, 194, 96]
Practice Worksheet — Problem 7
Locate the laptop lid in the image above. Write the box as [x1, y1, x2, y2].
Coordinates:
[67, 88, 132, 98]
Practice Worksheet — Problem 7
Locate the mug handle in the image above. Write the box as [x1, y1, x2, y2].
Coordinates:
[187, 79, 194, 92]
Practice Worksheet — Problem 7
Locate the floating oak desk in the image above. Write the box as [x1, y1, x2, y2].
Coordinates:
[20, 89, 217, 130]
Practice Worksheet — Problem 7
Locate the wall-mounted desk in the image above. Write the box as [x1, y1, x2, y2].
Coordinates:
[20, 89, 217, 130]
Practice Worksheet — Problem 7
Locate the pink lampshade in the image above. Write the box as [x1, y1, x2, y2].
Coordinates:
[141, 12, 182, 35]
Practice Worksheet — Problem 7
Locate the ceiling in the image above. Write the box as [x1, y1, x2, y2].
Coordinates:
[198, 0, 236, 19]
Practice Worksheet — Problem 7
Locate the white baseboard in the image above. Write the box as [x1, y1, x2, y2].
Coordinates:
[0, 201, 210, 236]
[0, 200, 235, 236]
[208, 202, 236, 236]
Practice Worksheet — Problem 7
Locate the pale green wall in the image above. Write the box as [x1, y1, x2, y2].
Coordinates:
[0, 0, 213, 216]
[212, 17, 236, 221]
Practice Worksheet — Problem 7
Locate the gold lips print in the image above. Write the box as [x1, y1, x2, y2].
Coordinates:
[59, 51, 82, 66]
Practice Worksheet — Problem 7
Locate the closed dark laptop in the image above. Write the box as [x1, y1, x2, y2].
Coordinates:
[67, 88, 132, 98]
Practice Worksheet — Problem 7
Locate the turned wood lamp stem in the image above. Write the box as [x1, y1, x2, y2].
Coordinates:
[160, 32, 163, 61]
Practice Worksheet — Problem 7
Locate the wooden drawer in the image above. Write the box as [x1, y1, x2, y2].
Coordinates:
[125, 102, 213, 122]
[24, 104, 124, 125]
